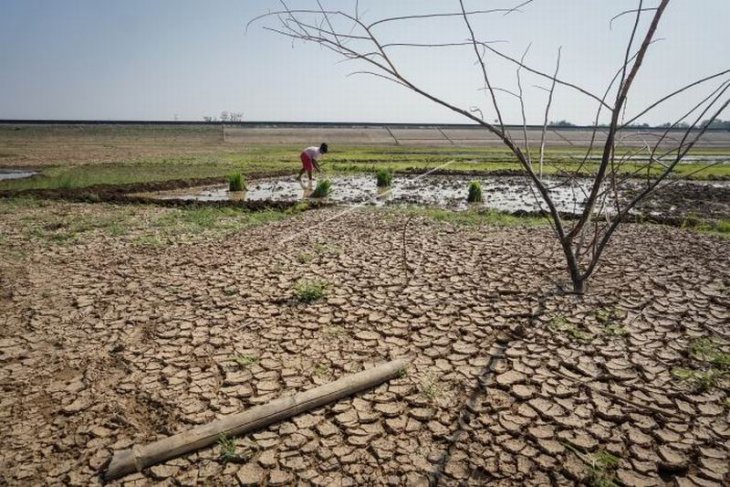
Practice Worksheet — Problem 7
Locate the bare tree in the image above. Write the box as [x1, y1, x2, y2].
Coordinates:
[252, 0, 729, 293]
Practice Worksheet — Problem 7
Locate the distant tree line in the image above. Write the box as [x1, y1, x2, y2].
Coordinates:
[549, 119, 730, 129]
[203, 111, 244, 123]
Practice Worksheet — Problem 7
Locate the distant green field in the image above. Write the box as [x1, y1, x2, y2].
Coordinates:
[1, 144, 728, 191]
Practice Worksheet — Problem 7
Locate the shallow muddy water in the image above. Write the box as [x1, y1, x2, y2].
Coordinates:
[136, 174, 624, 214]
[135, 173, 729, 218]
[0, 169, 36, 181]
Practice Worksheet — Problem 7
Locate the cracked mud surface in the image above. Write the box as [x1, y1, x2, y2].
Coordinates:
[1, 203, 728, 486]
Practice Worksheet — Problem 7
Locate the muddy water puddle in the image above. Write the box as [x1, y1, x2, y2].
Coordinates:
[0, 169, 36, 181]
[135, 174, 666, 215]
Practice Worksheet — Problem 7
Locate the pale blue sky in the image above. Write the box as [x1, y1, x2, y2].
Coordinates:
[0, 0, 727, 124]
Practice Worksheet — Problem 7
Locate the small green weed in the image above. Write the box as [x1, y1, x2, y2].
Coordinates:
[228, 172, 246, 192]
[218, 434, 237, 462]
[418, 377, 442, 401]
[296, 252, 314, 264]
[586, 450, 620, 487]
[603, 324, 629, 336]
[217, 433, 251, 463]
[314, 362, 331, 377]
[311, 179, 332, 198]
[295, 279, 327, 303]
[549, 314, 592, 342]
[467, 181, 483, 203]
[689, 337, 730, 369]
[376, 169, 393, 187]
[233, 354, 258, 367]
[134, 234, 164, 246]
[671, 368, 724, 392]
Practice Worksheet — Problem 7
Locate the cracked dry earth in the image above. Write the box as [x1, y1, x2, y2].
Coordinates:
[1, 204, 729, 486]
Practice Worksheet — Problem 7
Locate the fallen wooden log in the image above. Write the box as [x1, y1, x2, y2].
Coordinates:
[105, 358, 408, 480]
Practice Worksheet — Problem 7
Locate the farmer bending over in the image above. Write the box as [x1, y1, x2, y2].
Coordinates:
[298, 143, 328, 181]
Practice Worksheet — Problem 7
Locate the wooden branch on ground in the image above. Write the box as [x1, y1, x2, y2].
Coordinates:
[105, 358, 409, 480]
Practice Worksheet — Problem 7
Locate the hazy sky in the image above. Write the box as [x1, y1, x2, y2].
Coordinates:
[0, 0, 727, 124]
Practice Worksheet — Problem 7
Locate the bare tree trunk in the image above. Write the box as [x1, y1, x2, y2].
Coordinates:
[251, 0, 730, 294]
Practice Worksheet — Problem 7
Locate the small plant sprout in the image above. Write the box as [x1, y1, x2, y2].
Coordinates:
[595, 306, 627, 324]
[217, 434, 237, 463]
[233, 354, 258, 367]
[228, 172, 246, 192]
[217, 433, 252, 463]
[376, 169, 393, 187]
[549, 314, 592, 342]
[467, 181, 483, 203]
[296, 252, 314, 264]
[418, 376, 442, 401]
[295, 279, 327, 303]
[563, 443, 620, 487]
[311, 179, 332, 198]
[689, 337, 730, 369]
[603, 324, 629, 337]
[587, 450, 620, 487]
[671, 368, 724, 392]
[314, 362, 331, 377]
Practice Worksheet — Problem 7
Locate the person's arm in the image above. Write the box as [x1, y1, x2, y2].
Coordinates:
[313, 156, 322, 172]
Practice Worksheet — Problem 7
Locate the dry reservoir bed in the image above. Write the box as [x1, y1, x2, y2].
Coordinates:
[0, 202, 728, 486]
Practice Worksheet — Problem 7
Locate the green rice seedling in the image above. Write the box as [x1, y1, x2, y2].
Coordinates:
[295, 279, 327, 303]
[228, 172, 245, 192]
[376, 169, 393, 187]
[467, 181, 483, 203]
[311, 179, 332, 198]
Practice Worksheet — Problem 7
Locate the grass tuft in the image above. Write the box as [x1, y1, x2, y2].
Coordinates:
[233, 354, 258, 367]
[467, 180, 483, 203]
[418, 376, 442, 401]
[295, 279, 328, 303]
[587, 450, 620, 487]
[689, 337, 730, 369]
[549, 314, 592, 342]
[314, 362, 331, 377]
[217, 433, 251, 463]
[671, 368, 724, 392]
